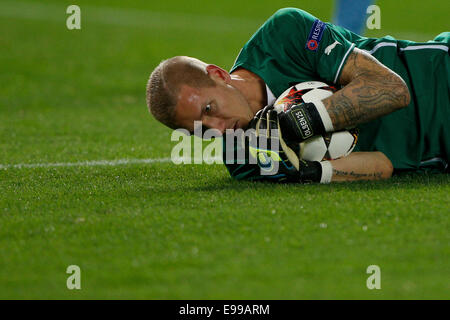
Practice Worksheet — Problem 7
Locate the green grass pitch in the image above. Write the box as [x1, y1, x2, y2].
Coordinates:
[0, 0, 449, 299]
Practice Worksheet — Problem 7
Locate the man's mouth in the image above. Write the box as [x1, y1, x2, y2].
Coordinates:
[227, 121, 240, 131]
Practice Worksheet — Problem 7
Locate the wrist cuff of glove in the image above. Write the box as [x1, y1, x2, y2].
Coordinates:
[319, 161, 333, 184]
[298, 160, 322, 183]
[298, 160, 333, 184]
[279, 101, 334, 142]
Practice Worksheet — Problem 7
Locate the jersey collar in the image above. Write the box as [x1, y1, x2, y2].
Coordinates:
[266, 84, 276, 106]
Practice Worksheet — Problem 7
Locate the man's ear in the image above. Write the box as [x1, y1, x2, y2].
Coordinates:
[206, 64, 231, 84]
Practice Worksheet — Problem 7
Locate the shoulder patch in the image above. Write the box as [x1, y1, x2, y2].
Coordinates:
[305, 19, 327, 52]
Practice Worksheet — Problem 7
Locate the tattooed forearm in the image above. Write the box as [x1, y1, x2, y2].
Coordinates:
[330, 151, 393, 182]
[323, 48, 411, 130]
[333, 169, 384, 180]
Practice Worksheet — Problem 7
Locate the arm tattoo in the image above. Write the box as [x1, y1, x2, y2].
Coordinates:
[323, 49, 411, 130]
[333, 169, 383, 180]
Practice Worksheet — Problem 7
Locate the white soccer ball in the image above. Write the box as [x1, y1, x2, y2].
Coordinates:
[274, 81, 358, 161]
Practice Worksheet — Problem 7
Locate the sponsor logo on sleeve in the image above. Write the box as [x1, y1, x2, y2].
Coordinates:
[324, 40, 342, 55]
[305, 19, 327, 52]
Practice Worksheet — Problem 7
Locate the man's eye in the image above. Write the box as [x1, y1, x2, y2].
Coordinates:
[205, 104, 212, 113]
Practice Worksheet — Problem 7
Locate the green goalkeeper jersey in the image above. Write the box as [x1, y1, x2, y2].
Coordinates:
[225, 7, 449, 180]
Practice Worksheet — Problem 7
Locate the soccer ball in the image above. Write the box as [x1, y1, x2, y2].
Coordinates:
[274, 81, 358, 161]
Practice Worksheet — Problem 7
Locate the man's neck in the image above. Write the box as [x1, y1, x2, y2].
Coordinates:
[230, 68, 267, 116]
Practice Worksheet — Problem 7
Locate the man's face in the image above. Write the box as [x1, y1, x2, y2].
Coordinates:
[174, 81, 254, 134]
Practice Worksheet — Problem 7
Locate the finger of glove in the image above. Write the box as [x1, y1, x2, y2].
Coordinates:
[251, 105, 271, 132]
[271, 110, 300, 170]
[259, 105, 274, 122]
[250, 105, 269, 129]
[267, 110, 280, 135]
[248, 116, 259, 129]
[258, 108, 272, 138]
[255, 105, 272, 119]
[254, 108, 264, 119]
[265, 110, 280, 151]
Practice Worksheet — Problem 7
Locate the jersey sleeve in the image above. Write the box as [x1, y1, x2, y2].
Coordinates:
[276, 8, 355, 83]
[236, 8, 356, 85]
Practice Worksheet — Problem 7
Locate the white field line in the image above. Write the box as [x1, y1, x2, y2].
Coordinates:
[0, 0, 263, 34]
[0, 157, 224, 170]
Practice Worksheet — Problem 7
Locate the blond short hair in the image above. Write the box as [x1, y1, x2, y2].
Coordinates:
[146, 56, 215, 129]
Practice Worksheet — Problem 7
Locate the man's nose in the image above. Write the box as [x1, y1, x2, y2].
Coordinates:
[203, 117, 227, 134]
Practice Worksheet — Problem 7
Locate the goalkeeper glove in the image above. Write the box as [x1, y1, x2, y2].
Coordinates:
[278, 101, 334, 143]
[249, 105, 332, 183]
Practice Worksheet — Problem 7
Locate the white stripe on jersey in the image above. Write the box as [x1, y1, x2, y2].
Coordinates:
[400, 45, 449, 52]
[334, 43, 355, 84]
[364, 42, 449, 55]
[337, 42, 448, 83]
[365, 42, 397, 54]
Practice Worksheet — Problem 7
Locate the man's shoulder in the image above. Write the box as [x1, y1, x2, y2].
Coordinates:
[242, 7, 314, 50]
[264, 7, 312, 29]
[271, 7, 308, 19]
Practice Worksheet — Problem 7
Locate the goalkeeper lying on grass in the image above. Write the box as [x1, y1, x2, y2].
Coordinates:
[146, 8, 449, 183]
